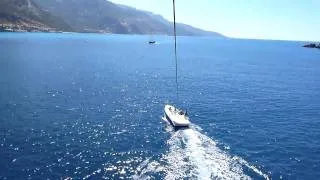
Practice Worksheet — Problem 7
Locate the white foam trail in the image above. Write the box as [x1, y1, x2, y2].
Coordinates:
[135, 120, 269, 180]
[237, 158, 270, 180]
[164, 128, 250, 179]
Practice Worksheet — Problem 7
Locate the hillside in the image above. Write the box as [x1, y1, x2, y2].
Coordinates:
[33, 0, 224, 37]
[1, 0, 224, 37]
[0, 0, 71, 32]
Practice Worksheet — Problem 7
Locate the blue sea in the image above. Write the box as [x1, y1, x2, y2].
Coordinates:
[0, 33, 320, 179]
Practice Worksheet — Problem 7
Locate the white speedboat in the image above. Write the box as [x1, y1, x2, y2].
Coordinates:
[164, 104, 190, 127]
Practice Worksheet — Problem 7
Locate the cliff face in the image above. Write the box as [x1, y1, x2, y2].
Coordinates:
[1, 0, 224, 37]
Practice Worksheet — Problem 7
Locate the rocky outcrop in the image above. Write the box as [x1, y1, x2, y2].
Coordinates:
[303, 43, 320, 49]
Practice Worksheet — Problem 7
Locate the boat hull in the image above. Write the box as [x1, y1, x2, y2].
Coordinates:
[164, 105, 190, 127]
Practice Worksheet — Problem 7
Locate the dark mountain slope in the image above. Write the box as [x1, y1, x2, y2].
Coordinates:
[0, 0, 71, 31]
[33, 0, 225, 37]
[1, 0, 224, 36]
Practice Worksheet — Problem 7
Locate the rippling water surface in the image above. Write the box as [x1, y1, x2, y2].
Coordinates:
[0, 33, 320, 179]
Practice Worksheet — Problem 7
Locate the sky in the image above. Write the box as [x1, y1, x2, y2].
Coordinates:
[110, 0, 320, 41]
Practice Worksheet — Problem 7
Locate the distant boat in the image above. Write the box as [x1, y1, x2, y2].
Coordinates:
[148, 40, 156, 44]
[164, 0, 190, 127]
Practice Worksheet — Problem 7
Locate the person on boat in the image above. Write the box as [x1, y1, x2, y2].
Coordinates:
[179, 110, 184, 115]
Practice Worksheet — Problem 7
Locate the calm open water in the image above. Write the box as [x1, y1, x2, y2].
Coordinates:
[0, 33, 320, 179]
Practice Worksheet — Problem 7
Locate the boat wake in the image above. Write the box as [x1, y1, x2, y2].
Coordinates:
[133, 117, 269, 180]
